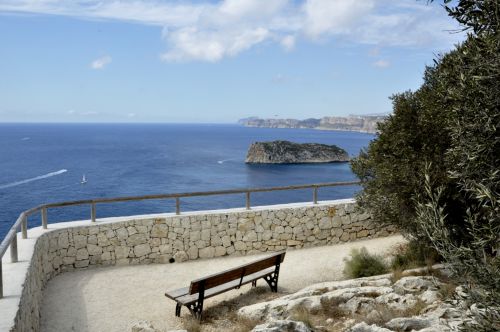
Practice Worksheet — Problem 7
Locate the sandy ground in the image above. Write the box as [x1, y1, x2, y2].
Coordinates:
[40, 235, 404, 332]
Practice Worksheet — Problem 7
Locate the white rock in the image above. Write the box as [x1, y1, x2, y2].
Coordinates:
[393, 276, 438, 294]
[385, 317, 434, 331]
[252, 320, 312, 332]
[348, 322, 392, 332]
[130, 320, 156, 332]
[419, 290, 439, 304]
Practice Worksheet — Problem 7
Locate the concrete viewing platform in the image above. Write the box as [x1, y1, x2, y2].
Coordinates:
[0, 199, 399, 331]
[39, 235, 404, 331]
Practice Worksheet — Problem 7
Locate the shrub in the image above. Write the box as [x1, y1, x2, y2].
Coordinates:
[390, 241, 440, 271]
[343, 247, 388, 278]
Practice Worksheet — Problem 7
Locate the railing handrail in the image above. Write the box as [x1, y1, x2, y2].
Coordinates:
[0, 180, 360, 298]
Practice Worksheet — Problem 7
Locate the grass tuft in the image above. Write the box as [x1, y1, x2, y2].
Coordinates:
[343, 247, 388, 278]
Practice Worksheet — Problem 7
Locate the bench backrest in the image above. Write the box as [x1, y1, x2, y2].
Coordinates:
[189, 251, 286, 294]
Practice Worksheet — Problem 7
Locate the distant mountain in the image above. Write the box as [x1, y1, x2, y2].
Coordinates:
[238, 115, 386, 134]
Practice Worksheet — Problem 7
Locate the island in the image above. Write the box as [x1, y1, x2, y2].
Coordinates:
[238, 115, 386, 134]
[245, 140, 349, 164]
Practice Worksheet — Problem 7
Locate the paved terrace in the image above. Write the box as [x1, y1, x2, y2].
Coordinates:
[38, 235, 403, 331]
[0, 199, 401, 331]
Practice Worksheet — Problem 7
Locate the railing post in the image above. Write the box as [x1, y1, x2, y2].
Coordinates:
[0, 260, 3, 299]
[10, 234, 18, 263]
[313, 186, 318, 204]
[21, 215, 27, 239]
[175, 197, 180, 215]
[246, 192, 251, 210]
[91, 203, 96, 223]
[41, 207, 48, 229]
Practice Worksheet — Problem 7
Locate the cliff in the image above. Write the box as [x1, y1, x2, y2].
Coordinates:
[245, 140, 349, 164]
[238, 115, 385, 134]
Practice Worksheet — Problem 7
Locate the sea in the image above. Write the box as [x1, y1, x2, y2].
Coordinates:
[0, 123, 374, 241]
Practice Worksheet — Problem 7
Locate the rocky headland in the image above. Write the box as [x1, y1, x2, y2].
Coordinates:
[238, 115, 386, 134]
[245, 140, 349, 164]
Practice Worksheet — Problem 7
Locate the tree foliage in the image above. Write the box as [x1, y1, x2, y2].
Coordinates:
[352, 1, 499, 330]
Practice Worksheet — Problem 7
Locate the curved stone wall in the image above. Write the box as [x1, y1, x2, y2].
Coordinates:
[9, 200, 395, 331]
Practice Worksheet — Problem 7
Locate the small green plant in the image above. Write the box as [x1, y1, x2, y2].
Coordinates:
[343, 247, 388, 278]
[390, 241, 440, 271]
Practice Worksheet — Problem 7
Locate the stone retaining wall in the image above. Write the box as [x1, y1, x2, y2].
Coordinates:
[11, 200, 395, 331]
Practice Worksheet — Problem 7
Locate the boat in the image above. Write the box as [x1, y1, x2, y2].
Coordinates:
[81, 174, 87, 184]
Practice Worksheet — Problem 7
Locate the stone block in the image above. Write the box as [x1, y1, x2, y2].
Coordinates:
[199, 247, 215, 259]
[127, 233, 148, 246]
[214, 246, 226, 257]
[173, 251, 189, 262]
[357, 230, 369, 238]
[97, 233, 110, 246]
[187, 246, 198, 260]
[200, 229, 210, 241]
[87, 235, 98, 245]
[243, 231, 257, 242]
[319, 217, 332, 229]
[63, 256, 76, 265]
[75, 259, 90, 268]
[151, 224, 168, 238]
[134, 244, 152, 257]
[76, 248, 89, 261]
[87, 244, 102, 256]
[73, 235, 87, 249]
[116, 227, 128, 240]
[234, 241, 246, 251]
[58, 232, 69, 249]
[115, 246, 130, 259]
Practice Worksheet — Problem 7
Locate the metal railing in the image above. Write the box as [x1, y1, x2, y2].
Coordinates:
[0, 180, 359, 298]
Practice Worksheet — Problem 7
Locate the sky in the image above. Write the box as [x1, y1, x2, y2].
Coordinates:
[0, 0, 465, 123]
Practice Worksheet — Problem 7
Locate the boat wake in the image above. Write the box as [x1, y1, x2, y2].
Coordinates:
[0, 169, 68, 189]
[217, 159, 236, 164]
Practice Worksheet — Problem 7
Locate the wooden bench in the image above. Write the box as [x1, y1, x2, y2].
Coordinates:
[165, 251, 286, 320]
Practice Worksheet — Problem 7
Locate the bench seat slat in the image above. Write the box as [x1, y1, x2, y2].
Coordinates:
[165, 287, 190, 300]
[175, 267, 275, 305]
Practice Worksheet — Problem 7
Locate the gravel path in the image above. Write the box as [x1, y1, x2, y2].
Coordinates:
[40, 235, 404, 332]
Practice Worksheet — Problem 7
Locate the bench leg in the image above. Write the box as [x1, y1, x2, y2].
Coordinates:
[252, 280, 257, 287]
[175, 303, 182, 317]
[264, 263, 281, 292]
[186, 299, 204, 321]
[264, 274, 278, 292]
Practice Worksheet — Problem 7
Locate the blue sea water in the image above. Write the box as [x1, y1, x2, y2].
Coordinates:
[0, 123, 374, 241]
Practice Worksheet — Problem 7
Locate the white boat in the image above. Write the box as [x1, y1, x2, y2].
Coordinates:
[81, 174, 87, 184]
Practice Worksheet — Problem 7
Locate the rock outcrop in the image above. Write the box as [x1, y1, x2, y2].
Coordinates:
[245, 140, 349, 164]
[238, 115, 385, 134]
[238, 273, 468, 332]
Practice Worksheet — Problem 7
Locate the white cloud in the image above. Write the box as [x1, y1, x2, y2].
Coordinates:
[302, 0, 375, 38]
[161, 27, 269, 62]
[280, 35, 296, 51]
[373, 59, 390, 68]
[0, 0, 464, 62]
[90, 55, 112, 69]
